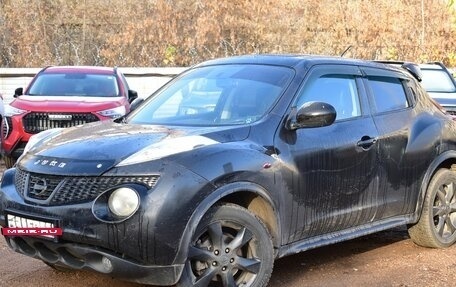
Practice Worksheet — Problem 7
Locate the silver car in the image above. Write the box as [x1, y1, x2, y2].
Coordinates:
[419, 62, 456, 115]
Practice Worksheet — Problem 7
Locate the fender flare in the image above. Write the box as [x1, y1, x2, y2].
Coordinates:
[173, 181, 280, 264]
[413, 150, 456, 222]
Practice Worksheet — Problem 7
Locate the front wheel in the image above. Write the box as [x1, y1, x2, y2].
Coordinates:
[178, 204, 274, 287]
[408, 168, 456, 248]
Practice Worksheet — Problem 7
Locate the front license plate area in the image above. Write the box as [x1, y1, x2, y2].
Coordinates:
[4, 213, 61, 240]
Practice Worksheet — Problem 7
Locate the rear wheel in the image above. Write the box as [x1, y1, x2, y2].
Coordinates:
[408, 168, 456, 248]
[3, 155, 16, 169]
[178, 204, 274, 287]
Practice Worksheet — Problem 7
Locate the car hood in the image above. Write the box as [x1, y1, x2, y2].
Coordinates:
[12, 95, 126, 112]
[17, 121, 250, 175]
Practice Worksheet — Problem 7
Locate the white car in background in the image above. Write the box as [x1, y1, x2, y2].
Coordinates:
[419, 62, 456, 116]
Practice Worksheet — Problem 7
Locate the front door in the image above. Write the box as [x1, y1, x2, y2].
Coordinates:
[276, 65, 380, 244]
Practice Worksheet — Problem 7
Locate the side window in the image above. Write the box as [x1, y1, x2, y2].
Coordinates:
[368, 76, 409, 113]
[297, 74, 361, 120]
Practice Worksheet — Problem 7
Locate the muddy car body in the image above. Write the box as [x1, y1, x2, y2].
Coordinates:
[1, 55, 456, 286]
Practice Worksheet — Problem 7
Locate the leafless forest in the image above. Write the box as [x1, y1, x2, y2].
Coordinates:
[0, 0, 455, 67]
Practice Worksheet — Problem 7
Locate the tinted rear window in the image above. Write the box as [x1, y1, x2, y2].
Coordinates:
[368, 76, 409, 113]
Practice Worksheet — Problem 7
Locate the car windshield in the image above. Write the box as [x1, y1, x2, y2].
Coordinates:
[27, 73, 119, 97]
[128, 64, 294, 126]
[420, 69, 456, 93]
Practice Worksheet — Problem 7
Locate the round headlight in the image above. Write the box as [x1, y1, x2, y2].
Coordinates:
[108, 187, 139, 217]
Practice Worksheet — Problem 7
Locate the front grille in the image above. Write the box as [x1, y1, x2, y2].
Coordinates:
[2, 116, 13, 139]
[28, 174, 62, 200]
[14, 167, 28, 196]
[15, 169, 159, 205]
[22, 112, 99, 134]
[52, 176, 159, 204]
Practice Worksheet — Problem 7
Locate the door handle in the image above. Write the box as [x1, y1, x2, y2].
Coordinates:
[357, 136, 377, 150]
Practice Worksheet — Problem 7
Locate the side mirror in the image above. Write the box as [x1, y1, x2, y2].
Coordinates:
[128, 90, 138, 103]
[129, 97, 144, 111]
[14, 87, 23, 98]
[288, 101, 336, 130]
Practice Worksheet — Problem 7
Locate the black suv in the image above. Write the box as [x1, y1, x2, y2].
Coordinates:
[419, 62, 456, 115]
[2, 55, 456, 287]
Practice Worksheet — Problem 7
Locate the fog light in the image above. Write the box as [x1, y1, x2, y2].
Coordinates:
[108, 187, 139, 217]
[102, 256, 113, 272]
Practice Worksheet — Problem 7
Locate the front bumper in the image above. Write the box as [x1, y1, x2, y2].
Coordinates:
[0, 159, 216, 285]
[4, 236, 183, 285]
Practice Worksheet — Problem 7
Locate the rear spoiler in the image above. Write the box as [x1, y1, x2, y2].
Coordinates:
[373, 61, 422, 82]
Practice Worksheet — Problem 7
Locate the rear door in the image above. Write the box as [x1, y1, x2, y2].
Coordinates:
[361, 67, 438, 219]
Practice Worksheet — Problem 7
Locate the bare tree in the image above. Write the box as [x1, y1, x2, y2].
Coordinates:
[0, 0, 455, 67]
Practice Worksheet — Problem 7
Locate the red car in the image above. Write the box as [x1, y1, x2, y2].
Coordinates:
[1, 66, 138, 168]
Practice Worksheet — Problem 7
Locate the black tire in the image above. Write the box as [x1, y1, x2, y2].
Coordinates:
[177, 204, 274, 287]
[408, 168, 456, 248]
[3, 155, 15, 169]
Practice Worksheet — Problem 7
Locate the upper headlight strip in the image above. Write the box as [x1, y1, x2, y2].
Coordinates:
[4, 104, 27, 116]
[116, 135, 219, 166]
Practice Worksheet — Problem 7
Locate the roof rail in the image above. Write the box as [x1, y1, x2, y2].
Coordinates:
[374, 60, 406, 65]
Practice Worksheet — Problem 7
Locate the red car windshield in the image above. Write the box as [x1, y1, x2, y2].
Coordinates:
[27, 73, 119, 97]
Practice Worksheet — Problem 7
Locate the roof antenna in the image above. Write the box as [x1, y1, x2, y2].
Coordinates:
[340, 45, 352, 57]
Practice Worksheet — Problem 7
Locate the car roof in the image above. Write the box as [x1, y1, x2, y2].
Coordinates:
[42, 66, 115, 75]
[195, 54, 398, 70]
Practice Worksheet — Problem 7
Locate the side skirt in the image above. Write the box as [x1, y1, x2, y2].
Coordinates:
[277, 215, 413, 259]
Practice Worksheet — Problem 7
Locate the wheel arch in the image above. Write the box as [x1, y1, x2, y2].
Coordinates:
[414, 150, 456, 222]
[174, 181, 281, 264]
[222, 190, 280, 248]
